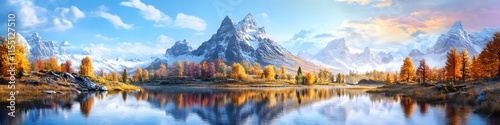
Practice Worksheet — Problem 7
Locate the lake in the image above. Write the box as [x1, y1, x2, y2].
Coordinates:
[1, 86, 498, 125]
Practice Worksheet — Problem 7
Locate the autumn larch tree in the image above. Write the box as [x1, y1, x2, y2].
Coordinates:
[135, 68, 143, 82]
[62, 60, 74, 73]
[304, 72, 315, 85]
[48, 56, 60, 72]
[400, 56, 415, 83]
[385, 72, 393, 85]
[459, 49, 471, 82]
[79, 56, 94, 77]
[416, 59, 431, 84]
[35, 58, 45, 72]
[280, 66, 287, 80]
[445, 48, 461, 82]
[175, 61, 184, 78]
[477, 32, 500, 80]
[143, 70, 149, 81]
[0, 36, 30, 75]
[230, 63, 247, 81]
[471, 56, 482, 80]
[112, 71, 119, 82]
[263, 65, 276, 81]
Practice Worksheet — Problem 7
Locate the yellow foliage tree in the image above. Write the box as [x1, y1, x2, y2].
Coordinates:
[280, 66, 287, 80]
[79, 56, 94, 77]
[305, 72, 315, 85]
[385, 72, 393, 85]
[143, 70, 149, 81]
[134, 68, 143, 82]
[400, 56, 415, 82]
[263, 65, 275, 81]
[471, 56, 482, 79]
[48, 56, 60, 72]
[111, 71, 119, 82]
[230, 63, 247, 81]
[445, 48, 461, 82]
[0, 36, 30, 75]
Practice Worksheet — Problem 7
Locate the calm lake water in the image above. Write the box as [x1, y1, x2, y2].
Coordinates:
[1, 86, 498, 125]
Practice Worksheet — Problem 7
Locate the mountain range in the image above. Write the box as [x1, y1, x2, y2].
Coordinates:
[298, 20, 498, 72]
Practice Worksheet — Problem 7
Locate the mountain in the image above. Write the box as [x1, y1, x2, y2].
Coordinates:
[165, 39, 193, 58]
[427, 20, 478, 56]
[166, 13, 318, 71]
[23, 33, 159, 74]
[410, 20, 498, 67]
[298, 38, 396, 73]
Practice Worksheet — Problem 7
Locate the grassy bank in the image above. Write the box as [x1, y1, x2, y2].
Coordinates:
[366, 81, 500, 116]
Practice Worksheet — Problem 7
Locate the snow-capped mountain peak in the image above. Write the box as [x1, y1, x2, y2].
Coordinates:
[448, 20, 467, 35]
[216, 16, 236, 35]
[237, 13, 259, 32]
[165, 39, 193, 58]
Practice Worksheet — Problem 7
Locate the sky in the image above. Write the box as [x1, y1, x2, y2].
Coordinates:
[1, 0, 499, 59]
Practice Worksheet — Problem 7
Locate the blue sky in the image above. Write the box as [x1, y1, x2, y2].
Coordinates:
[1, 0, 499, 59]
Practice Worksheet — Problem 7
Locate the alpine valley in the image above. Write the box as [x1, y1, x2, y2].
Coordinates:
[17, 14, 498, 74]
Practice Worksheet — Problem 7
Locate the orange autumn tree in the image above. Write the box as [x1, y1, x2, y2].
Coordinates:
[230, 63, 247, 81]
[471, 56, 482, 79]
[400, 56, 415, 82]
[79, 56, 94, 77]
[459, 49, 472, 82]
[477, 32, 500, 80]
[304, 72, 315, 85]
[445, 48, 461, 82]
[416, 59, 431, 84]
[263, 65, 275, 81]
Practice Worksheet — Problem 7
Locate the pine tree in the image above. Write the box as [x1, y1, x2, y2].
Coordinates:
[460, 49, 472, 82]
[122, 68, 128, 83]
[445, 48, 461, 82]
[400, 56, 415, 83]
[296, 67, 303, 84]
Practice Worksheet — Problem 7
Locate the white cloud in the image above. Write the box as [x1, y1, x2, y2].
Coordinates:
[96, 10, 134, 29]
[157, 34, 174, 47]
[174, 13, 207, 31]
[95, 34, 114, 41]
[120, 0, 171, 27]
[7, 0, 86, 32]
[8, 0, 47, 29]
[71, 6, 85, 21]
[50, 18, 73, 31]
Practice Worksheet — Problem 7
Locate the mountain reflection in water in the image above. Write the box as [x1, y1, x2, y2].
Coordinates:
[0, 87, 498, 125]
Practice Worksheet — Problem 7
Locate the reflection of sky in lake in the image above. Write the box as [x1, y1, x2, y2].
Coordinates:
[1, 87, 495, 125]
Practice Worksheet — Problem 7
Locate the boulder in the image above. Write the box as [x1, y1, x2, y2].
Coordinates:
[43, 90, 56, 94]
[62, 73, 75, 80]
[97, 86, 108, 91]
[80, 81, 97, 90]
[476, 92, 486, 103]
[71, 90, 81, 94]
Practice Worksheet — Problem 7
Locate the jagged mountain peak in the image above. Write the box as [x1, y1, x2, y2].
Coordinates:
[217, 16, 236, 34]
[165, 39, 193, 58]
[408, 49, 424, 57]
[237, 13, 258, 32]
[448, 20, 465, 34]
[325, 38, 347, 49]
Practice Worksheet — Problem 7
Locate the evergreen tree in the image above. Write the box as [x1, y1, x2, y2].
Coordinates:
[122, 68, 128, 83]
